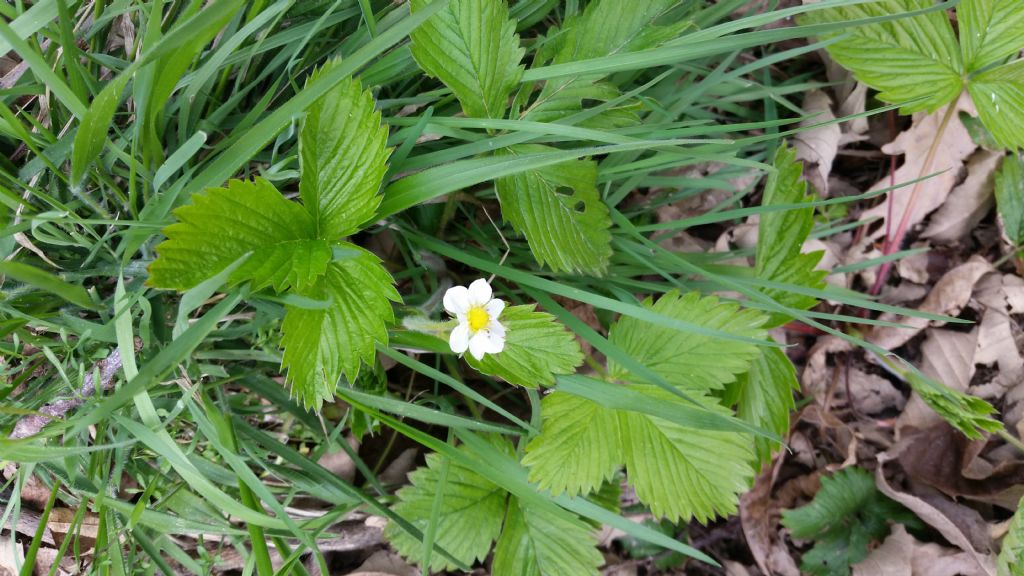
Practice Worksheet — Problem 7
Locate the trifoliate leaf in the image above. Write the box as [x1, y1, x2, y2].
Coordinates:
[722, 346, 798, 466]
[495, 146, 611, 274]
[149, 178, 323, 291]
[491, 497, 603, 576]
[465, 304, 584, 388]
[999, 497, 1024, 576]
[781, 467, 918, 576]
[523, 0, 688, 127]
[280, 244, 400, 409]
[300, 72, 391, 239]
[607, 291, 767, 391]
[523, 392, 620, 497]
[619, 386, 755, 524]
[756, 144, 826, 327]
[995, 153, 1024, 246]
[905, 371, 1001, 440]
[524, 387, 755, 523]
[385, 446, 507, 572]
[958, 0, 1024, 72]
[968, 60, 1024, 150]
[409, 0, 524, 119]
[800, 0, 963, 114]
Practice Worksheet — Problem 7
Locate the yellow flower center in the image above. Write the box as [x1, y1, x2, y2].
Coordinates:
[467, 306, 490, 332]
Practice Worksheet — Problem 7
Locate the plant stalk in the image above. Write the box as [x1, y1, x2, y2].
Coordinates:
[870, 102, 958, 294]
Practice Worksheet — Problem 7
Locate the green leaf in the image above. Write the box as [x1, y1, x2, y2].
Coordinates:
[0, 261, 97, 310]
[149, 178, 325, 292]
[492, 497, 603, 576]
[781, 467, 917, 576]
[800, 0, 963, 113]
[756, 143, 827, 327]
[71, 74, 128, 184]
[999, 497, 1024, 576]
[607, 291, 767, 391]
[958, 0, 1024, 72]
[495, 146, 612, 275]
[968, 60, 1024, 150]
[905, 371, 1001, 440]
[522, 0, 688, 126]
[385, 445, 508, 572]
[300, 73, 391, 239]
[995, 153, 1024, 246]
[409, 0, 524, 119]
[722, 346, 798, 465]
[465, 304, 583, 388]
[280, 244, 400, 409]
[523, 392, 620, 497]
[619, 386, 755, 523]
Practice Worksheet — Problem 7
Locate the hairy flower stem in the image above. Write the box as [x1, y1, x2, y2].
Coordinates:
[870, 103, 958, 295]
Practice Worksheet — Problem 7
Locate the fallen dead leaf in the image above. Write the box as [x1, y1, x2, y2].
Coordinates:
[875, 454, 997, 576]
[897, 243, 932, 284]
[869, 256, 993, 351]
[350, 550, 421, 576]
[794, 90, 841, 196]
[923, 149, 1004, 243]
[853, 524, 993, 576]
[897, 328, 978, 436]
[859, 94, 978, 246]
[317, 435, 360, 484]
[739, 463, 801, 576]
[0, 535, 22, 576]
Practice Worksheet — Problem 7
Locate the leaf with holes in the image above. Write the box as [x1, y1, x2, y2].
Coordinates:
[465, 304, 583, 388]
[607, 291, 767, 391]
[300, 71, 391, 239]
[799, 0, 963, 114]
[148, 178, 325, 292]
[409, 0, 524, 119]
[495, 145, 611, 275]
[756, 143, 826, 327]
[280, 244, 400, 409]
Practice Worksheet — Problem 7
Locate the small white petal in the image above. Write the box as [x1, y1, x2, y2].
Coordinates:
[484, 299, 505, 319]
[483, 330, 505, 354]
[449, 323, 470, 353]
[488, 320, 506, 339]
[468, 331, 490, 360]
[467, 278, 492, 305]
[443, 286, 470, 316]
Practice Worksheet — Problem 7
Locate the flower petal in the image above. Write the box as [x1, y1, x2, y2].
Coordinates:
[484, 298, 505, 319]
[467, 278, 492, 305]
[483, 330, 505, 354]
[488, 320, 506, 339]
[468, 331, 491, 360]
[443, 285, 470, 316]
[449, 322, 470, 354]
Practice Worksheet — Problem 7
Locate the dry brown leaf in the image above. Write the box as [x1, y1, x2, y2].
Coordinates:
[896, 243, 931, 284]
[847, 368, 906, 415]
[317, 435, 360, 484]
[0, 534, 22, 576]
[794, 90, 841, 196]
[923, 149, 1003, 243]
[868, 256, 993, 351]
[350, 550, 421, 576]
[874, 455, 997, 576]
[897, 328, 978, 436]
[801, 335, 854, 400]
[859, 95, 978, 246]
[379, 447, 418, 486]
[853, 524, 992, 576]
[739, 464, 801, 576]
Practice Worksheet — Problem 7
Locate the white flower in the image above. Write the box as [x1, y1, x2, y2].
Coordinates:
[443, 278, 506, 360]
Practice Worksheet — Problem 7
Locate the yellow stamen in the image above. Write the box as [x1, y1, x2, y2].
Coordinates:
[467, 306, 490, 332]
